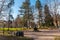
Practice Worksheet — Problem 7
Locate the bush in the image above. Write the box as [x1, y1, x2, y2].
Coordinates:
[34, 27, 39, 32]
[16, 31, 24, 37]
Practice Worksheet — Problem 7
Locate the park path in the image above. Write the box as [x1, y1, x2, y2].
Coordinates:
[24, 30, 60, 40]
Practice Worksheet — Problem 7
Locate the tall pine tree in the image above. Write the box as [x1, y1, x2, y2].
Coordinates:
[35, 0, 42, 27]
[44, 4, 54, 27]
[19, 0, 34, 28]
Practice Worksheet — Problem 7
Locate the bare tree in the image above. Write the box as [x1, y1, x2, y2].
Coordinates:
[53, 0, 59, 28]
[0, 0, 14, 35]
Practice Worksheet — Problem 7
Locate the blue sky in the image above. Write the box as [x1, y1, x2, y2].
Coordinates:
[12, 0, 45, 19]
[12, 0, 25, 19]
[12, 0, 60, 19]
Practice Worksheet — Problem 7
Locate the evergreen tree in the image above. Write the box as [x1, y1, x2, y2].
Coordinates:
[44, 4, 54, 27]
[35, 0, 42, 27]
[19, 0, 34, 28]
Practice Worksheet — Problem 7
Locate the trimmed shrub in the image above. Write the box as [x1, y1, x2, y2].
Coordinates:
[16, 31, 24, 37]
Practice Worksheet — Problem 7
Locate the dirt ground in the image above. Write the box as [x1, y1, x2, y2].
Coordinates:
[0, 36, 34, 40]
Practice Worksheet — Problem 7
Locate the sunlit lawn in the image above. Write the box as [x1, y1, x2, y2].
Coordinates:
[0, 28, 27, 31]
[0, 28, 34, 40]
[0, 27, 33, 36]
